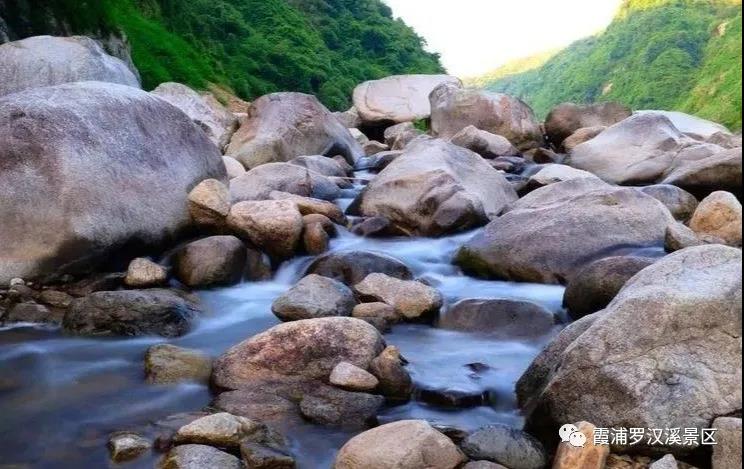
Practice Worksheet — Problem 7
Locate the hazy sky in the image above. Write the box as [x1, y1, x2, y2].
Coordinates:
[384, 0, 622, 77]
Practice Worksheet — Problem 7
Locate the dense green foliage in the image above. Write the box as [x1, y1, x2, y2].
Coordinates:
[479, 0, 742, 129]
[0, 0, 443, 109]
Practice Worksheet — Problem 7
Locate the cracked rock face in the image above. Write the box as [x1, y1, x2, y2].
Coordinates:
[519, 244, 742, 455]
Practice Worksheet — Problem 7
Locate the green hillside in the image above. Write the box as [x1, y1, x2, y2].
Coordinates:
[0, 0, 444, 110]
[478, 0, 742, 130]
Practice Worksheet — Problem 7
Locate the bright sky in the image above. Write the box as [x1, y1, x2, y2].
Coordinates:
[384, 0, 623, 77]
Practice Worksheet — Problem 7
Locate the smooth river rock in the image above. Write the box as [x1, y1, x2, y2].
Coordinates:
[352, 74, 462, 125]
[456, 186, 674, 284]
[334, 420, 466, 469]
[544, 102, 631, 146]
[0, 35, 140, 97]
[272, 274, 357, 321]
[0, 82, 226, 284]
[353, 137, 518, 236]
[519, 245, 742, 455]
[430, 83, 543, 151]
[212, 317, 385, 390]
[226, 92, 362, 169]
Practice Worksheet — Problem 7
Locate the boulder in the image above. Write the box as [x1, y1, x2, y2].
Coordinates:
[108, 432, 150, 463]
[0, 35, 140, 97]
[563, 256, 656, 319]
[569, 113, 723, 185]
[464, 463, 508, 469]
[353, 74, 462, 125]
[333, 420, 466, 469]
[369, 346, 413, 400]
[563, 126, 607, 152]
[329, 361, 379, 392]
[159, 444, 241, 469]
[350, 128, 370, 145]
[2, 302, 61, 325]
[305, 251, 413, 286]
[226, 92, 362, 168]
[638, 185, 699, 221]
[355, 150, 404, 172]
[430, 83, 543, 151]
[712, 417, 741, 469]
[460, 424, 548, 469]
[269, 191, 346, 224]
[188, 179, 231, 230]
[519, 245, 742, 454]
[64, 289, 202, 337]
[0, 82, 226, 284]
[288, 155, 349, 177]
[456, 187, 674, 284]
[222, 155, 246, 180]
[544, 102, 631, 146]
[213, 378, 382, 428]
[334, 107, 362, 129]
[124, 258, 168, 288]
[229, 162, 340, 202]
[440, 298, 555, 338]
[144, 344, 212, 384]
[688, 191, 742, 246]
[526, 164, 600, 191]
[353, 138, 518, 236]
[384, 122, 416, 147]
[226, 200, 303, 259]
[173, 412, 263, 448]
[212, 317, 385, 389]
[390, 129, 425, 151]
[505, 177, 612, 213]
[552, 421, 609, 469]
[449, 125, 519, 158]
[352, 302, 399, 325]
[271, 274, 356, 321]
[664, 222, 707, 252]
[364, 140, 390, 156]
[152, 82, 238, 149]
[635, 110, 732, 141]
[354, 273, 443, 320]
[303, 221, 329, 255]
[661, 147, 742, 198]
[174, 236, 247, 287]
[241, 442, 296, 469]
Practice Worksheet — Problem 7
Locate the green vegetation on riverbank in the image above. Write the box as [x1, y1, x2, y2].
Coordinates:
[0, 0, 443, 109]
[476, 0, 742, 129]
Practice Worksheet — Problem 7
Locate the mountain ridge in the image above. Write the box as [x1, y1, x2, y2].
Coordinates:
[476, 0, 742, 129]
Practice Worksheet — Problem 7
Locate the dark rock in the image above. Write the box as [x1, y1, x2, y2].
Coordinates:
[304, 251, 412, 286]
[563, 256, 656, 319]
[461, 424, 548, 469]
[440, 298, 555, 339]
[174, 236, 247, 288]
[63, 289, 201, 337]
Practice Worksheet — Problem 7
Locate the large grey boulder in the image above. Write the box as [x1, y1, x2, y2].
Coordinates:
[334, 420, 466, 469]
[456, 187, 674, 284]
[461, 425, 547, 469]
[519, 245, 742, 455]
[352, 137, 518, 236]
[635, 110, 732, 140]
[441, 299, 555, 338]
[229, 162, 340, 202]
[0, 35, 140, 97]
[305, 250, 413, 286]
[152, 82, 238, 150]
[544, 102, 631, 146]
[449, 125, 519, 158]
[661, 147, 742, 198]
[430, 83, 543, 151]
[0, 82, 225, 284]
[569, 113, 723, 185]
[352, 74, 462, 125]
[226, 92, 363, 169]
[212, 317, 385, 390]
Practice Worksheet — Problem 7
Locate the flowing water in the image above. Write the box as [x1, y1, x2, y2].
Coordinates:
[0, 171, 566, 468]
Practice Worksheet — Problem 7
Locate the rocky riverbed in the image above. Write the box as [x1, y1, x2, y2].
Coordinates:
[0, 35, 741, 469]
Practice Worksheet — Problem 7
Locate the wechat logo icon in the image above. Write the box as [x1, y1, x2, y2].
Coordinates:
[559, 424, 587, 448]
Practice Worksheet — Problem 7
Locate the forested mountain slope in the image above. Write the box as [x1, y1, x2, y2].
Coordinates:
[477, 0, 742, 129]
[0, 0, 443, 109]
